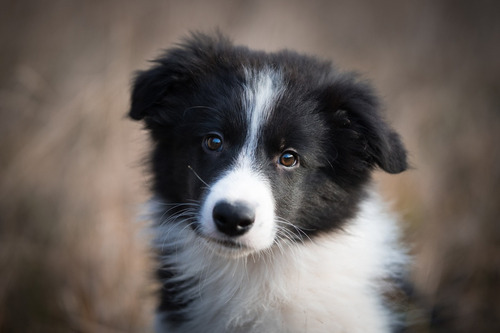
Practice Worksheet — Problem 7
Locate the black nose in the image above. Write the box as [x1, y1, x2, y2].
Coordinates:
[212, 201, 255, 237]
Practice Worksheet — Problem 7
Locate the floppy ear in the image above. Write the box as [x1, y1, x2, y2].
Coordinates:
[129, 49, 200, 125]
[129, 32, 227, 124]
[129, 65, 177, 121]
[369, 122, 408, 174]
[321, 77, 407, 174]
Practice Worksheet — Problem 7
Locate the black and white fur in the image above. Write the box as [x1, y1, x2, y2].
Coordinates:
[130, 33, 408, 333]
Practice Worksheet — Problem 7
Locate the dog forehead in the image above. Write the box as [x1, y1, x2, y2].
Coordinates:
[240, 67, 284, 151]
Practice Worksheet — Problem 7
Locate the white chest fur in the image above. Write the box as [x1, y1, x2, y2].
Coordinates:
[153, 193, 406, 333]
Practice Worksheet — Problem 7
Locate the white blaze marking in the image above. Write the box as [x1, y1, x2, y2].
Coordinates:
[197, 68, 284, 254]
[240, 68, 283, 166]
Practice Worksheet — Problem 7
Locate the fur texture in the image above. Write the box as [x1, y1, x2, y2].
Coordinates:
[130, 32, 408, 332]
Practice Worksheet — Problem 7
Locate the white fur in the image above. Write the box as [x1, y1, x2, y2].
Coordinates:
[241, 67, 283, 158]
[197, 68, 283, 254]
[198, 166, 276, 254]
[152, 191, 406, 333]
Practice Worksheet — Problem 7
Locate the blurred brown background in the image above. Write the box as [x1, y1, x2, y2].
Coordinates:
[1, 0, 499, 332]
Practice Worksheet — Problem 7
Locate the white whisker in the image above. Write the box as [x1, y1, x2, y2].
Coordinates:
[188, 165, 210, 187]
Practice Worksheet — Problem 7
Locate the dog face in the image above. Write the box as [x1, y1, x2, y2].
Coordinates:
[130, 33, 407, 257]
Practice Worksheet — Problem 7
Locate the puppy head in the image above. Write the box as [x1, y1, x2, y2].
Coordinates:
[130, 33, 407, 257]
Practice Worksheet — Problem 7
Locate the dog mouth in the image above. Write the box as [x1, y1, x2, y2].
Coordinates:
[191, 225, 247, 249]
[199, 234, 247, 249]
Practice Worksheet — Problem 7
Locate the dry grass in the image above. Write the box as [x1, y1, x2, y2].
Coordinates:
[1, 1, 499, 332]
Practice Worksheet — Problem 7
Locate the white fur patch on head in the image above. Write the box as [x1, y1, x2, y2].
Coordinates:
[197, 68, 284, 256]
[240, 67, 284, 163]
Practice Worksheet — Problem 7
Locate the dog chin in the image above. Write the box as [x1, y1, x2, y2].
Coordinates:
[199, 235, 259, 258]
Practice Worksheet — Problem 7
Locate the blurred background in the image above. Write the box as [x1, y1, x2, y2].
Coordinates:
[1, 0, 499, 332]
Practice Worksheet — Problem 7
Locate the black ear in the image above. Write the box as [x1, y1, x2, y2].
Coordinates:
[129, 32, 231, 123]
[367, 119, 408, 174]
[129, 65, 177, 121]
[322, 77, 407, 174]
[129, 47, 201, 124]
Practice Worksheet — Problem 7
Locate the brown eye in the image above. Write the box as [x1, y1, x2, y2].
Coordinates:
[204, 134, 223, 152]
[279, 151, 298, 167]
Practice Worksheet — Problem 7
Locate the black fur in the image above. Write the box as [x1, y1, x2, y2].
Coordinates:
[129, 32, 408, 330]
[130, 33, 406, 239]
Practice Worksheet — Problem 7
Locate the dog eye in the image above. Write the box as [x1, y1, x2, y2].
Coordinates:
[203, 134, 223, 152]
[279, 151, 299, 168]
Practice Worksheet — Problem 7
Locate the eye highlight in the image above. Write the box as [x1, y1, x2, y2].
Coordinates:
[279, 151, 299, 168]
[203, 134, 223, 152]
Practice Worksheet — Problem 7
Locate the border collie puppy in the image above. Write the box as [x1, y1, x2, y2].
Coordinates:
[129, 33, 408, 333]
